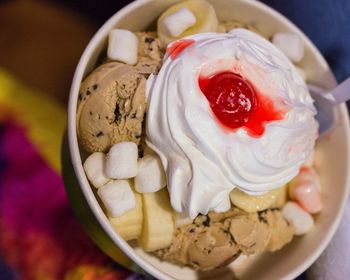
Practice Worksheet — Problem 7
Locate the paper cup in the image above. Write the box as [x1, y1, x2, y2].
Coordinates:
[65, 0, 350, 279]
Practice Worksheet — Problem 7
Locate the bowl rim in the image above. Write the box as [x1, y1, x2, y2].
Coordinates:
[67, 0, 350, 279]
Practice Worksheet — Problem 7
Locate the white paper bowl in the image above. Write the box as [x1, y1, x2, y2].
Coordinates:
[65, 0, 350, 279]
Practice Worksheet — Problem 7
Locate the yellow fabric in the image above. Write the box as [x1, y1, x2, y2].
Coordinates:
[0, 68, 66, 173]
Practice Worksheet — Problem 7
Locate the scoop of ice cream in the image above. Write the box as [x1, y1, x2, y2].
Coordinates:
[187, 226, 239, 270]
[229, 213, 270, 255]
[77, 62, 146, 153]
[146, 29, 318, 218]
[157, 207, 293, 270]
[156, 210, 240, 271]
[260, 209, 294, 251]
[135, 32, 165, 77]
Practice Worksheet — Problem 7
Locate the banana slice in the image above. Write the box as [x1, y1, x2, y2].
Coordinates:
[230, 187, 287, 213]
[271, 185, 287, 208]
[157, 0, 219, 46]
[140, 188, 175, 251]
[109, 190, 143, 241]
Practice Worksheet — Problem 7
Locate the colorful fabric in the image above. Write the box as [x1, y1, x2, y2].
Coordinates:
[0, 69, 150, 280]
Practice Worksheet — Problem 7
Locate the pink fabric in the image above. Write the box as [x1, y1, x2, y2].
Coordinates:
[0, 122, 132, 279]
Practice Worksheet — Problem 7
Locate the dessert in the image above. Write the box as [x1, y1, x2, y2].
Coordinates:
[76, 0, 323, 272]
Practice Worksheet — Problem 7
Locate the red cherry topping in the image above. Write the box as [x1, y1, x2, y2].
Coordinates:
[199, 71, 287, 137]
[166, 39, 195, 59]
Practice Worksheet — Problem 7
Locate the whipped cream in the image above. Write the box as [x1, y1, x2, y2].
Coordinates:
[146, 29, 318, 219]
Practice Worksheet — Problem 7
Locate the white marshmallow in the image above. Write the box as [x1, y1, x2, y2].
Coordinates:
[83, 152, 110, 188]
[162, 8, 196, 37]
[288, 167, 322, 214]
[272, 32, 304, 63]
[98, 180, 135, 217]
[135, 154, 166, 193]
[107, 29, 138, 65]
[282, 202, 314, 235]
[105, 142, 138, 179]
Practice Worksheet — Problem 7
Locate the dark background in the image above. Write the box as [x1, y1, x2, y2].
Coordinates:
[56, 0, 350, 81]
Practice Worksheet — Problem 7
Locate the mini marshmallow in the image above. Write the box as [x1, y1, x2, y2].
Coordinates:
[162, 8, 196, 37]
[105, 142, 138, 179]
[294, 182, 322, 214]
[135, 154, 166, 193]
[289, 167, 321, 198]
[107, 29, 138, 65]
[272, 32, 304, 63]
[83, 152, 110, 188]
[282, 202, 314, 235]
[289, 167, 322, 214]
[98, 180, 136, 217]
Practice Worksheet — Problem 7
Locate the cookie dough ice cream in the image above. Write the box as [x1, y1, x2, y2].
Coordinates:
[77, 62, 146, 153]
[157, 208, 294, 271]
[146, 29, 318, 218]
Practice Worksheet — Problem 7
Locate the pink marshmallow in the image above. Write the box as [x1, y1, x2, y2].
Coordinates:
[294, 181, 322, 214]
[289, 167, 322, 214]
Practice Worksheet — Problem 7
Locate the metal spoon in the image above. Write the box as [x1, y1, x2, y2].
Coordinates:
[308, 77, 350, 135]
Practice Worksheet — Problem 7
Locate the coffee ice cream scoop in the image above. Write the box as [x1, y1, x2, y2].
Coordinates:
[77, 62, 146, 153]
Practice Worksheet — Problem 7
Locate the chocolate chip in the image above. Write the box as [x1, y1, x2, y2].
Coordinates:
[228, 233, 236, 245]
[130, 112, 136, 119]
[202, 215, 210, 227]
[232, 252, 240, 258]
[86, 90, 91, 95]
[138, 147, 144, 158]
[93, 84, 98, 90]
[78, 93, 83, 101]
[258, 213, 268, 224]
[189, 228, 195, 233]
[114, 104, 121, 123]
[145, 37, 155, 43]
[96, 131, 104, 137]
[89, 111, 93, 115]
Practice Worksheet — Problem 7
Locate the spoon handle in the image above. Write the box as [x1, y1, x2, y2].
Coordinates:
[326, 76, 350, 105]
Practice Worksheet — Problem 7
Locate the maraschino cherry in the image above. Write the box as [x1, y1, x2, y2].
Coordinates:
[199, 71, 286, 136]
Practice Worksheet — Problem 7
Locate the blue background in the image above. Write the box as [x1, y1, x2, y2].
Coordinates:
[261, 0, 350, 83]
